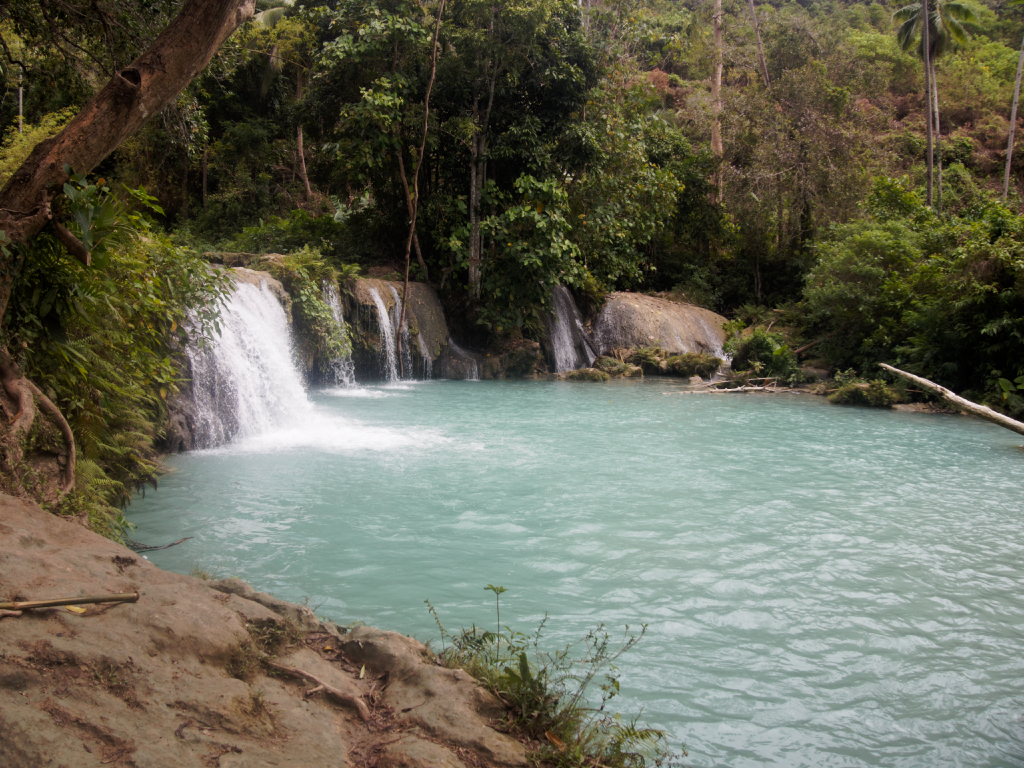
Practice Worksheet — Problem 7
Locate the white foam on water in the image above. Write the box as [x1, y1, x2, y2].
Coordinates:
[199, 409, 449, 456]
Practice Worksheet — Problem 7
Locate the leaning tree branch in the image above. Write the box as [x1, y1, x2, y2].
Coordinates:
[879, 363, 1024, 438]
[0, 0, 256, 253]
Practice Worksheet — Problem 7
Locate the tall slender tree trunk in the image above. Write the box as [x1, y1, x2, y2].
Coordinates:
[931, 58, 942, 212]
[17, 71, 23, 134]
[711, 0, 724, 201]
[294, 75, 312, 202]
[748, 0, 770, 89]
[1003, 30, 1024, 202]
[397, 0, 444, 375]
[922, 0, 934, 207]
[202, 144, 208, 206]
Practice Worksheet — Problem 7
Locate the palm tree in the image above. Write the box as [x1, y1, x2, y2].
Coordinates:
[894, 0, 978, 209]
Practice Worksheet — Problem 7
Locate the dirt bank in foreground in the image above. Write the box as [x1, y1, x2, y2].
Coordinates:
[0, 494, 529, 768]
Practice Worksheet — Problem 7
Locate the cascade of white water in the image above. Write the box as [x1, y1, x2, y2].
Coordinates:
[369, 287, 399, 383]
[548, 285, 596, 372]
[186, 281, 310, 447]
[416, 331, 433, 379]
[447, 339, 479, 380]
[322, 282, 355, 386]
[388, 285, 413, 380]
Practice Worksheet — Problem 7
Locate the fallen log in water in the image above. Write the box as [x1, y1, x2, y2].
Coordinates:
[879, 363, 1024, 438]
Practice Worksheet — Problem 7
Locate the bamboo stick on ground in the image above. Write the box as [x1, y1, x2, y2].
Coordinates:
[879, 363, 1024, 438]
[0, 592, 139, 611]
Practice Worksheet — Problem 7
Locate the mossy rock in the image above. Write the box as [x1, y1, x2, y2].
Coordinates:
[666, 353, 722, 378]
[828, 381, 901, 408]
[594, 357, 642, 378]
[560, 368, 610, 382]
[625, 346, 667, 374]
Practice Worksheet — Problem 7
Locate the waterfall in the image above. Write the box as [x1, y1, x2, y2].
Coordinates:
[322, 282, 355, 386]
[416, 331, 433, 379]
[547, 285, 597, 372]
[388, 285, 413, 380]
[368, 287, 399, 383]
[186, 281, 310, 448]
[447, 340, 479, 380]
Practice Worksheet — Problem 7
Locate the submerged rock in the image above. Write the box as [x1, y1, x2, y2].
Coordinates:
[592, 292, 727, 358]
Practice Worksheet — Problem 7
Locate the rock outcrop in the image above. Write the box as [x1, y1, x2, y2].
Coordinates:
[0, 494, 528, 768]
[592, 292, 727, 358]
[347, 279, 449, 380]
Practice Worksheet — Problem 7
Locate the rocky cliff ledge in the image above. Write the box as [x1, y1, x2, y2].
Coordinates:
[0, 494, 529, 768]
[592, 292, 727, 358]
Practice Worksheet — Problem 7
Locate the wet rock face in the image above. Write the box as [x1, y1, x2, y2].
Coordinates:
[592, 292, 728, 358]
[347, 279, 450, 381]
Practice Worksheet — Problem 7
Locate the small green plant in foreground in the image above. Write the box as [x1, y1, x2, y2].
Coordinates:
[426, 589, 686, 767]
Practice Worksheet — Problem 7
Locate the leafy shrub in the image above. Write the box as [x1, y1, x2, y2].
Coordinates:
[728, 329, 800, 381]
[666, 353, 721, 378]
[426, 591, 681, 767]
[828, 380, 901, 407]
[4, 176, 229, 537]
[253, 247, 350, 382]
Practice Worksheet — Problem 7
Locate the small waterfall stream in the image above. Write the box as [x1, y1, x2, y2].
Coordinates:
[368, 288, 399, 383]
[446, 339, 479, 380]
[186, 281, 309, 447]
[547, 285, 597, 372]
[388, 285, 413, 380]
[322, 282, 355, 386]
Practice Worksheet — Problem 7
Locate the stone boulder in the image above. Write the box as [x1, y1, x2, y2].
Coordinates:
[592, 292, 727, 358]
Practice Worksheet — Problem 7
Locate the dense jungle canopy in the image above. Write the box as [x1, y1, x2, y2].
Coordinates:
[1, 0, 1024, 531]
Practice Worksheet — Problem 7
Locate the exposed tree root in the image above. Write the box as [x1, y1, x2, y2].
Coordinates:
[265, 660, 372, 722]
[25, 380, 75, 495]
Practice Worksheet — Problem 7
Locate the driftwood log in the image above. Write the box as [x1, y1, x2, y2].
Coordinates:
[0, 592, 139, 611]
[880, 363, 1024, 438]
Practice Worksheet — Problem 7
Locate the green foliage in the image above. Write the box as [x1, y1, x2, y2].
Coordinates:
[828, 380, 902, 407]
[253, 248, 350, 381]
[802, 177, 1024, 403]
[4, 176, 229, 538]
[0, 109, 76, 186]
[426, 590, 681, 767]
[458, 175, 585, 334]
[728, 328, 801, 382]
[665, 352, 721, 378]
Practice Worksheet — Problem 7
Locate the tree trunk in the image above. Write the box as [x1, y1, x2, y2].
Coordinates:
[295, 75, 312, 202]
[931, 58, 942, 213]
[880, 363, 1024, 438]
[398, 0, 445, 376]
[0, 0, 255, 500]
[747, 0, 770, 89]
[1003, 30, 1024, 202]
[711, 0, 724, 201]
[202, 144, 208, 205]
[922, 0, 934, 207]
